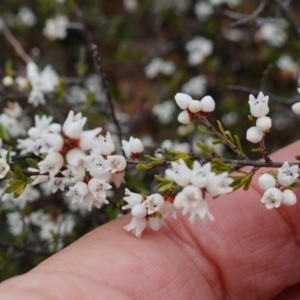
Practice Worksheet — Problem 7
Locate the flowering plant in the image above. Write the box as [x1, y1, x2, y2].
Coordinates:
[1, 0, 300, 281]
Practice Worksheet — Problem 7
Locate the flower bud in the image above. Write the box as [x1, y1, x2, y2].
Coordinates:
[2, 76, 14, 87]
[200, 96, 215, 112]
[282, 189, 297, 206]
[174, 93, 193, 110]
[148, 217, 162, 231]
[178, 110, 191, 124]
[246, 126, 263, 143]
[258, 173, 276, 190]
[131, 204, 147, 218]
[256, 116, 272, 132]
[291, 102, 300, 115]
[188, 100, 202, 113]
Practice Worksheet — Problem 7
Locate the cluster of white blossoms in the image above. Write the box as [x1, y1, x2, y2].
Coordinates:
[246, 92, 272, 143]
[16, 110, 144, 210]
[256, 20, 287, 48]
[43, 15, 69, 40]
[26, 62, 59, 107]
[123, 158, 233, 237]
[166, 160, 232, 221]
[6, 210, 75, 250]
[175, 92, 215, 124]
[185, 36, 213, 66]
[258, 162, 298, 209]
[181, 75, 207, 98]
[0, 102, 30, 137]
[144, 57, 176, 79]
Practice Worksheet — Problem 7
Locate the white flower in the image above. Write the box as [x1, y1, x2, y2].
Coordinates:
[256, 116, 272, 132]
[181, 75, 207, 98]
[148, 216, 163, 231]
[178, 110, 192, 124]
[191, 161, 211, 188]
[258, 173, 276, 191]
[87, 178, 111, 202]
[144, 58, 175, 79]
[261, 187, 282, 209]
[0, 158, 10, 178]
[66, 148, 86, 167]
[123, 0, 138, 12]
[88, 156, 110, 178]
[143, 193, 164, 214]
[122, 188, 144, 210]
[131, 204, 147, 218]
[62, 165, 85, 183]
[174, 185, 203, 209]
[38, 152, 64, 178]
[7, 212, 28, 236]
[110, 171, 125, 188]
[96, 132, 115, 155]
[18, 7, 36, 27]
[174, 93, 193, 110]
[66, 181, 89, 203]
[257, 22, 287, 47]
[185, 36, 213, 65]
[194, 2, 213, 20]
[165, 159, 192, 187]
[106, 155, 127, 173]
[124, 216, 147, 238]
[43, 15, 69, 40]
[39, 132, 64, 153]
[80, 128, 102, 151]
[206, 172, 233, 196]
[185, 200, 214, 224]
[152, 100, 176, 124]
[277, 161, 299, 187]
[246, 126, 264, 143]
[282, 189, 297, 206]
[2, 76, 14, 87]
[200, 96, 215, 113]
[291, 102, 300, 115]
[188, 100, 202, 113]
[276, 55, 298, 77]
[248, 92, 269, 117]
[63, 111, 87, 139]
[50, 177, 65, 193]
[122, 137, 144, 159]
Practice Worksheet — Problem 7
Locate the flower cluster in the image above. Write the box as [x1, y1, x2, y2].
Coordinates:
[16, 110, 145, 210]
[246, 92, 272, 143]
[144, 57, 176, 79]
[258, 162, 298, 209]
[175, 92, 215, 124]
[166, 159, 233, 223]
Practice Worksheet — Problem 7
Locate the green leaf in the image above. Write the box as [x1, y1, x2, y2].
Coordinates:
[0, 124, 10, 141]
[198, 125, 214, 135]
[248, 115, 255, 121]
[136, 163, 150, 170]
[155, 211, 163, 218]
[243, 174, 253, 191]
[234, 135, 244, 154]
[196, 142, 214, 154]
[5, 146, 12, 163]
[5, 60, 13, 77]
[14, 182, 27, 196]
[4, 170, 14, 179]
[4, 180, 25, 194]
[225, 130, 235, 144]
[290, 182, 300, 188]
[14, 167, 24, 179]
[295, 155, 300, 161]
[26, 158, 39, 170]
[216, 120, 226, 135]
[144, 155, 161, 162]
[154, 175, 172, 183]
[251, 148, 264, 152]
[212, 158, 228, 167]
[212, 139, 225, 145]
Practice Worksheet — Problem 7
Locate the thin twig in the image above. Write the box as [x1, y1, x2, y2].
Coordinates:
[196, 113, 248, 160]
[260, 137, 272, 163]
[0, 16, 32, 63]
[275, 0, 300, 39]
[231, 0, 270, 27]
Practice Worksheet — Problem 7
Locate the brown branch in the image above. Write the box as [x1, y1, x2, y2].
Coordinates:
[0, 16, 32, 63]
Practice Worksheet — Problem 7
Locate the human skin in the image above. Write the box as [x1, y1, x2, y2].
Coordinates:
[0, 142, 300, 299]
